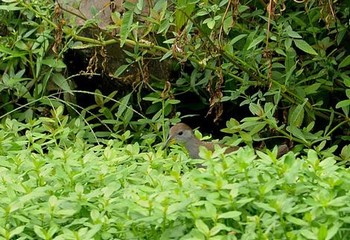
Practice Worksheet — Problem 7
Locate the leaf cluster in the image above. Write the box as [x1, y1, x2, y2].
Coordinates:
[0, 117, 350, 239]
[1, 0, 350, 155]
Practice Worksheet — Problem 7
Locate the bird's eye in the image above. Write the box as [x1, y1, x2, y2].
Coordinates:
[178, 131, 183, 136]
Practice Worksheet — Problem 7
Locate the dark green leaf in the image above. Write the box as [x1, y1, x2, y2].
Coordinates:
[339, 55, 350, 68]
[113, 64, 130, 78]
[247, 35, 265, 50]
[52, 73, 72, 93]
[294, 39, 318, 55]
[288, 103, 305, 128]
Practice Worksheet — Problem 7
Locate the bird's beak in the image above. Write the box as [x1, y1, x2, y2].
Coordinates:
[162, 135, 174, 149]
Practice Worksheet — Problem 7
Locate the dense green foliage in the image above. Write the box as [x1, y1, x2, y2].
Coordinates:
[0, 0, 350, 239]
[0, 0, 349, 154]
[1, 118, 350, 239]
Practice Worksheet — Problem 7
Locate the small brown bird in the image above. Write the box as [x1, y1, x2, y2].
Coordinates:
[164, 123, 289, 159]
[164, 123, 239, 158]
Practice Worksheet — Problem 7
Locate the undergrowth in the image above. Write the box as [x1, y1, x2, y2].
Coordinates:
[0, 116, 350, 239]
[0, 0, 350, 239]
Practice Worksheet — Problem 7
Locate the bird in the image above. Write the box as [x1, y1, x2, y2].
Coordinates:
[164, 123, 289, 159]
[164, 123, 239, 159]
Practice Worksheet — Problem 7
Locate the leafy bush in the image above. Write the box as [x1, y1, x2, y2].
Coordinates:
[0, 0, 71, 121]
[1, 1, 350, 239]
[1, 0, 349, 155]
[1, 116, 350, 239]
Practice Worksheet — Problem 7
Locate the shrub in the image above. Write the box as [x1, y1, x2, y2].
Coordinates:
[0, 117, 349, 239]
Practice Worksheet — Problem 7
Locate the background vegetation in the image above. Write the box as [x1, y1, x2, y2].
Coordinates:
[0, 0, 349, 239]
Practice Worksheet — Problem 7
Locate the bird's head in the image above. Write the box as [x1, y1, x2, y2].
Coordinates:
[164, 123, 195, 146]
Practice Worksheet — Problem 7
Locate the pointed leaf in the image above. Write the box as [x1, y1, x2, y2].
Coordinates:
[113, 64, 129, 78]
[218, 211, 241, 220]
[52, 73, 72, 93]
[247, 35, 265, 50]
[175, 0, 196, 31]
[339, 55, 350, 68]
[120, 11, 133, 47]
[288, 103, 305, 128]
[294, 39, 318, 55]
[336, 99, 350, 109]
[195, 219, 210, 235]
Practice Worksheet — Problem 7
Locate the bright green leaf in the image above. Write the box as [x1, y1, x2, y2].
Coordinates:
[218, 211, 241, 219]
[195, 219, 210, 235]
[336, 99, 350, 109]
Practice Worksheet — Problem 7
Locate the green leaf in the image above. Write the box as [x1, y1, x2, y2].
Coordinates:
[240, 131, 252, 143]
[340, 73, 350, 87]
[157, 18, 171, 34]
[94, 89, 104, 107]
[205, 202, 217, 220]
[254, 202, 276, 212]
[249, 103, 263, 116]
[34, 225, 46, 239]
[288, 103, 305, 128]
[344, 89, 350, 98]
[218, 211, 241, 219]
[52, 73, 72, 93]
[286, 126, 308, 143]
[175, 0, 196, 31]
[120, 11, 134, 47]
[286, 29, 302, 39]
[160, 50, 173, 61]
[336, 99, 350, 109]
[90, 209, 100, 222]
[41, 58, 66, 68]
[318, 224, 328, 240]
[285, 215, 308, 226]
[294, 39, 318, 55]
[113, 64, 129, 78]
[340, 145, 350, 160]
[195, 219, 210, 235]
[339, 55, 350, 68]
[0, 3, 23, 11]
[304, 83, 321, 95]
[206, 18, 216, 29]
[228, 34, 247, 47]
[223, 14, 233, 34]
[117, 93, 132, 118]
[300, 229, 317, 239]
[9, 226, 25, 239]
[327, 222, 342, 240]
[247, 35, 265, 50]
[250, 122, 266, 136]
[210, 223, 232, 236]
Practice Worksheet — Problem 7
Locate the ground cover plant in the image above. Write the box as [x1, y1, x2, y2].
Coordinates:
[0, 0, 350, 239]
[1, 116, 350, 239]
